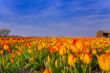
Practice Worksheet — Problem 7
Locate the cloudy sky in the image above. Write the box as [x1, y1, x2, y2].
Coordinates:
[0, 0, 110, 36]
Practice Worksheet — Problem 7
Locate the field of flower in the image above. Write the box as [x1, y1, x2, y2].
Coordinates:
[0, 37, 110, 73]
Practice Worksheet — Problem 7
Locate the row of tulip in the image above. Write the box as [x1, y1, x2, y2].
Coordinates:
[0, 37, 110, 73]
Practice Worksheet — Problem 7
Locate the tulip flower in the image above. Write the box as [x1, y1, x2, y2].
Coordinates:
[43, 68, 52, 73]
[91, 48, 97, 55]
[97, 54, 110, 71]
[68, 54, 76, 66]
[49, 46, 57, 53]
[73, 40, 83, 54]
[59, 46, 66, 56]
[2, 43, 9, 50]
[80, 53, 92, 64]
[28, 48, 32, 54]
[0, 50, 4, 55]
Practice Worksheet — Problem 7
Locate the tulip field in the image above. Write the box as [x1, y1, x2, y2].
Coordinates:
[0, 37, 110, 73]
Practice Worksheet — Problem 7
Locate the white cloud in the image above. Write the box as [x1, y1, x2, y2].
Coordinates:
[0, 0, 110, 36]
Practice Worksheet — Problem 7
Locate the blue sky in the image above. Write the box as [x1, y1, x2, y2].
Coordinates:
[0, 0, 110, 36]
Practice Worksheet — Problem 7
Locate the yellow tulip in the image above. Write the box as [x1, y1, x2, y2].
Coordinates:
[59, 46, 66, 56]
[97, 54, 110, 71]
[70, 45, 77, 53]
[73, 40, 83, 54]
[47, 56, 51, 63]
[75, 41, 83, 49]
[80, 53, 92, 64]
[28, 48, 32, 53]
[92, 48, 97, 55]
[68, 54, 76, 66]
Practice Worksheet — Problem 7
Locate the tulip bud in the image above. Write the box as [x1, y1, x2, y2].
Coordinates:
[55, 59, 58, 68]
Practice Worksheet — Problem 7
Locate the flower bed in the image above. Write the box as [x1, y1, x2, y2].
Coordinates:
[0, 37, 110, 73]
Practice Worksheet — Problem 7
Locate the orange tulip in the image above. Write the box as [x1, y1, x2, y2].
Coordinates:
[80, 53, 92, 64]
[73, 40, 83, 54]
[49, 46, 57, 53]
[43, 68, 52, 73]
[68, 54, 76, 66]
[0, 50, 4, 55]
[2, 43, 9, 50]
[8, 48, 12, 53]
[83, 41, 89, 53]
[72, 39, 77, 45]
[97, 54, 110, 71]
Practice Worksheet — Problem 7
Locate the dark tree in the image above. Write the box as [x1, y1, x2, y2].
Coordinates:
[0, 28, 11, 36]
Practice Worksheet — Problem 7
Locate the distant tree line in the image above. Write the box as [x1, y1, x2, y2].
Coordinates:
[0, 28, 11, 36]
